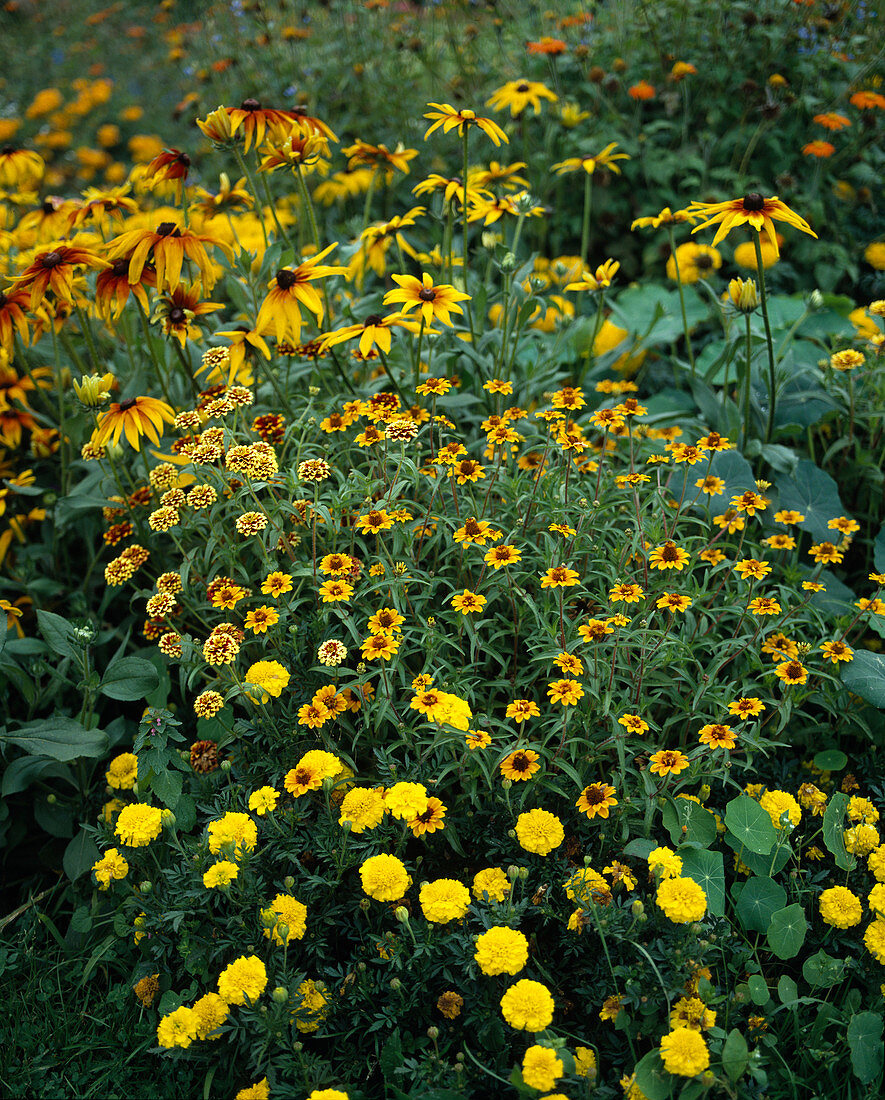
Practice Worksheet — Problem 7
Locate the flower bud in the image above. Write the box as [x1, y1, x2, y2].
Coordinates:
[284, 875, 295, 890]
[72, 372, 115, 407]
[390, 978, 401, 991]
[293, 1041, 303, 1053]
[272, 986, 289, 1004]
[161, 809, 176, 828]
[727, 277, 759, 313]
[507, 865, 521, 881]
[427, 1026, 439, 1040]
[631, 899, 644, 917]
[221, 759, 232, 772]
[139, 881, 152, 894]
[395, 906, 410, 924]
[501, 778, 512, 790]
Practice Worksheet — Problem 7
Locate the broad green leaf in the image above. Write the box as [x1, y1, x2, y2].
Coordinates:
[737, 841, 791, 878]
[822, 791, 855, 871]
[803, 949, 844, 988]
[721, 1028, 749, 1082]
[632, 1050, 671, 1098]
[847, 1012, 884, 1083]
[35, 610, 79, 659]
[840, 650, 885, 710]
[1, 717, 108, 762]
[100, 656, 160, 701]
[708, 450, 757, 497]
[767, 904, 808, 960]
[680, 849, 725, 917]
[775, 459, 848, 542]
[662, 797, 717, 849]
[814, 749, 847, 772]
[64, 830, 101, 881]
[724, 795, 776, 855]
[1, 755, 69, 796]
[748, 974, 770, 1006]
[34, 797, 73, 838]
[152, 768, 183, 810]
[735, 876, 787, 933]
[777, 976, 799, 1005]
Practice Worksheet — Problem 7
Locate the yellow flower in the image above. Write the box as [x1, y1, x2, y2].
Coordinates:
[244, 659, 290, 703]
[383, 272, 470, 327]
[473, 867, 511, 902]
[92, 396, 175, 451]
[92, 848, 129, 889]
[515, 808, 564, 855]
[419, 878, 471, 923]
[659, 1027, 710, 1076]
[819, 885, 862, 929]
[203, 860, 239, 889]
[157, 1006, 199, 1049]
[386, 781, 428, 819]
[759, 789, 801, 830]
[339, 787, 387, 833]
[500, 979, 555, 1032]
[105, 752, 137, 790]
[261, 894, 308, 945]
[360, 853, 410, 901]
[656, 876, 707, 922]
[115, 804, 163, 847]
[522, 1045, 564, 1091]
[217, 955, 268, 1005]
[423, 102, 508, 146]
[689, 193, 817, 258]
[294, 978, 329, 1033]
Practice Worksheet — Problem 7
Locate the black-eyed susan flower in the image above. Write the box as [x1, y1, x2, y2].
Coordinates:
[254, 244, 346, 343]
[552, 142, 629, 176]
[12, 244, 109, 311]
[564, 259, 620, 292]
[689, 193, 817, 257]
[485, 80, 557, 117]
[106, 221, 232, 295]
[320, 312, 405, 357]
[92, 396, 175, 451]
[382, 272, 470, 327]
[423, 103, 508, 146]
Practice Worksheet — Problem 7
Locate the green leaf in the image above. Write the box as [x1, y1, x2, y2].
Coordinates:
[632, 1050, 671, 1097]
[748, 974, 770, 1006]
[840, 650, 885, 709]
[63, 829, 101, 882]
[767, 904, 808, 960]
[802, 949, 844, 988]
[623, 838, 656, 860]
[724, 795, 777, 855]
[822, 791, 855, 871]
[847, 1012, 884, 1083]
[680, 849, 725, 917]
[100, 656, 160, 701]
[874, 522, 885, 575]
[736, 840, 791, 878]
[1, 717, 108, 762]
[379, 1032, 404, 1084]
[734, 876, 787, 933]
[152, 768, 183, 810]
[814, 749, 847, 772]
[34, 797, 73, 838]
[721, 1028, 749, 1082]
[775, 459, 848, 542]
[35, 610, 79, 659]
[662, 797, 717, 849]
[1, 755, 69, 795]
[777, 976, 799, 1005]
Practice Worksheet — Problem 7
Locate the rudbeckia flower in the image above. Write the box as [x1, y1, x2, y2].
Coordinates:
[485, 80, 557, 117]
[689, 193, 816, 257]
[254, 244, 346, 342]
[423, 102, 508, 146]
[92, 396, 175, 451]
[383, 272, 470, 327]
[106, 220, 233, 294]
[12, 244, 109, 310]
[552, 142, 630, 176]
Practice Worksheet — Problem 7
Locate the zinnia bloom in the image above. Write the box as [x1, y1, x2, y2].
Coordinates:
[576, 783, 618, 819]
[500, 749, 541, 781]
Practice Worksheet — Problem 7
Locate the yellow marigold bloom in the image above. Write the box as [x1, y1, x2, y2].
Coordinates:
[657, 876, 707, 923]
[659, 1027, 710, 1076]
[759, 789, 801, 830]
[339, 786, 386, 833]
[563, 866, 608, 904]
[670, 995, 716, 1032]
[648, 846, 683, 878]
[203, 860, 239, 889]
[105, 752, 137, 790]
[473, 867, 511, 902]
[819, 885, 862, 929]
[244, 659, 290, 702]
[522, 1045, 564, 1091]
[192, 992, 229, 1041]
[515, 808, 564, 855]
[157, 1006, 199, 1050]
[499, 979, 555, 1032]
[235, 1080, 270, 1100]
[500, 749, 540, 781]
[261, 894, 308, 945]
[419, 878, 471, 923]
[386, 781, 429, 820]
[845, 824, 880, 856]
[689, 193, 817, 257]
[864, 918, 885, 964]
[574, 1046, 598, 1079]
[294, 978, 329, 1034]
[217, 955, 267, 1006]
[92, 848, 129, 889]
[360, 853, 410, 901]
[115, 804, 163, 848]
[207, 812, 258, 857]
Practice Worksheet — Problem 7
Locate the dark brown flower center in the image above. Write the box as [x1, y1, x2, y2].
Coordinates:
[119, 398, 138, 411]
[276, 269, 298, 290]
[41, 251, 63, 268]
[111, 258, 129, 277]
[241, 98, 261, 110]
[0, 145, 16, 156]
[696, 254, 713, 270]
[661, 544, 679, 560]
[0, 292, 7, 309]
[155, 222, 181, 237]
[585, 787, 604, 804]
[169, 307, 187, 324]
[516, 82, 530, 92]
[743, 192, 765, 211]
[418, 287, 437, 301]
[364, 314, 384, 326]
[513, 753, 530, 771]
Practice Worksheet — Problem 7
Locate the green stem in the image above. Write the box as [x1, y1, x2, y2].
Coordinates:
[743, 312, 753, 446]
[753, 233, 777, 443]
[580, 171, 593, 265]
[461, 128, 476, 344]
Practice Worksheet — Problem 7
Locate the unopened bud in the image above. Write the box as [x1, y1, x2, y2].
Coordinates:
[272, 986, 289, 1004]
[427, 1026, 439, 1040]
[395, 906, 410, 924]
[390, 978, 401, 991]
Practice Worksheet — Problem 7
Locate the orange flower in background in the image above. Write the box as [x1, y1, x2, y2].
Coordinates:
[527, 37, 567, 55]
[628, 80, 656, 101]
[849, 91, 885, 110]
[802, 141, 835, 158]
[813, 112, 850, 131]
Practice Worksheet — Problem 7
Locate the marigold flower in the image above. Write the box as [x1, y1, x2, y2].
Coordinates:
[92, 848, 129, 889]
[261, 894, 307, 945]
[515, 808, 564, 855]
[217, 955, 268, 1005]
[203, 860, 238, 889]
[157, 1006, 199, 1050]
[115, 803, 163, 847]
[522, 1045, 564, 1091]
[360, 853, 410, 901]
[419, 878, 471, 923]
[657, 876, 707, 923]
[660, 1027, 710, 1076]
[473, 867, 511, 902]
[339, 787, 386, 833]
[499, 979, 554, 1031]
[819, 885, 862, 928]
[207, 812, 257, 857]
